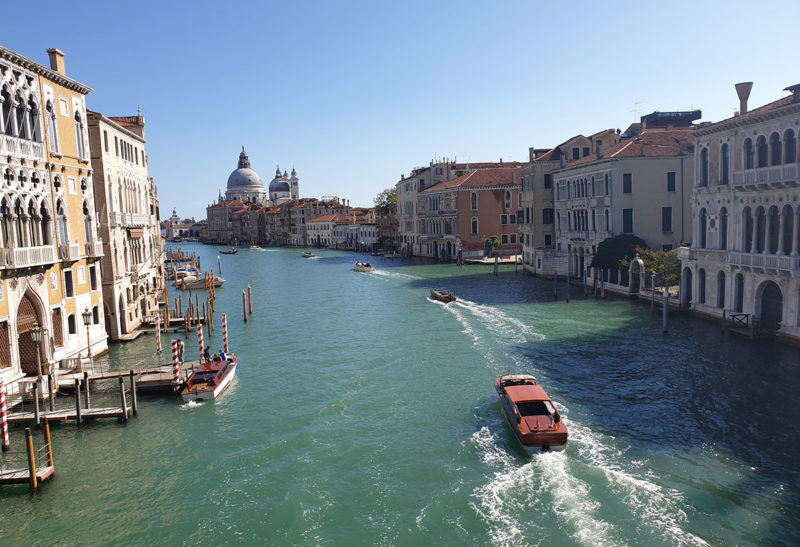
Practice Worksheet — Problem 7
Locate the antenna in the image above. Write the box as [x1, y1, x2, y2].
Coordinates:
[631, 102, 642, 122]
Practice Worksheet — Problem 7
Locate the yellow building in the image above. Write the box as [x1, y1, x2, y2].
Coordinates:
[0, 46, 106, 391]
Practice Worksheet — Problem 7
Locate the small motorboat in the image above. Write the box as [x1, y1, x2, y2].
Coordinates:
[495, 374, 567, 453]
[250, 245, 262, 250]
[219, 247, 238, 255]
[301, 251, 315, 258]
[353, 261, 374, 272]
[430, 289, 456, 303]
[181, 353, 238, 402]
[174, 266, 199, 280]
[182, 275, 225, 289]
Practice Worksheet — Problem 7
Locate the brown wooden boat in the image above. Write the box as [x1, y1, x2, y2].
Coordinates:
[430, 289, 456, 303]
[495, 374, 567, 453]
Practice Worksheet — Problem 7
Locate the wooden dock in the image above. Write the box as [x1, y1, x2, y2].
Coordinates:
[0, 465, 54, 486]
[6, 406, 131, 424]
[0, 424, 55, 490]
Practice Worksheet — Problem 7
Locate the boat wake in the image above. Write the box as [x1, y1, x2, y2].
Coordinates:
[372, 270, 421, 281]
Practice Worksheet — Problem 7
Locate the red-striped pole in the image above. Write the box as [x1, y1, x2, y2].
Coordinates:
[0, 380, 9, 451]
[171, 340, 180, 383]
[197, 325, 204, 363]
[222, 313, 228, 354]
[155, 315, 162, 354]
[242, 290, 247, 322]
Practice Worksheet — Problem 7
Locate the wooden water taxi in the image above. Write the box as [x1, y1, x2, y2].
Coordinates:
[250, 245, 262, 250]
[353, 261, 374, 272]
[495, 374, 567, 453]
[181, 353, 238, 402]
[301, 251, 315, 258]
[430, 289, 456, 303]
[219, 247, 238, 255]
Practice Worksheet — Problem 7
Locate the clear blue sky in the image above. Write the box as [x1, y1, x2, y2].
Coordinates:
[4, 1, 798, 220]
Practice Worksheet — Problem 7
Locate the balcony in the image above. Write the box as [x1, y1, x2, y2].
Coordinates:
[8, 245, 58, 268]
[58, 243, 81, 262]
[130, 213, 149, 227]
[732, 164, 798, 188]
[0, 136, 46, 163]
[111, 212, 123, 227]
[729, 251, 800, 277]
[85, 240, 104, 258]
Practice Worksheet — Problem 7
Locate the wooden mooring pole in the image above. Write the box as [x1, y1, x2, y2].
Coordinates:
[48, 373, 55, 411]
[74, 378, 82, 426]
[129, 370, 138, 416]
[44, 418, 53, 467]
[33, 382, 40, 426]
[25, 428, 37, 491]
[83, 371, 91, 409]
[118, 377, 128, 423]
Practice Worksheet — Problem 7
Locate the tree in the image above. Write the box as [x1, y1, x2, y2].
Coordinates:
[373, 187, 397, 216]
[627, 246, 681, 286]
[589, 234, 647, 270]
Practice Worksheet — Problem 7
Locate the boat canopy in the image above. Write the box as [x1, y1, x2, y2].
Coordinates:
[505, 384, 549, 403]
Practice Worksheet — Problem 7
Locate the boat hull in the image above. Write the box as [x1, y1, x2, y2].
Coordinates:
[430, 290, 456, 303]
[181, 355, 238, 402]
[495, 375, 568, 453]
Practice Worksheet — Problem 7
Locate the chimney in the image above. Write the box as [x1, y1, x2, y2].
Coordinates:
[47, 48, 66, 75]
[735, 82, 753, 115]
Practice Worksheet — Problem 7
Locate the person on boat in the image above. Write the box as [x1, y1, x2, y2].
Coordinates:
[178, 340, 185, 364]
[203, 346, 211, 362]
[219, 349, 227, 362]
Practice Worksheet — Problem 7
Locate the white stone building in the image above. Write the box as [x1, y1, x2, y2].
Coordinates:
[679, 82, 800, 341]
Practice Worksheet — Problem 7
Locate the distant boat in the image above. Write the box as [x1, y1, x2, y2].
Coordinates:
[301, 251, 315, 258]
[219, 247, 238, 255]
[430, 289, 456, 303]
[495, 374, 567, 453]
[353, 261, 374, 273]
[181, 354, 238, 402]
[250, 245, 262, 250]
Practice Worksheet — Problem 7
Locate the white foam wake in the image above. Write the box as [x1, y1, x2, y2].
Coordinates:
[455, 299, 545, 344]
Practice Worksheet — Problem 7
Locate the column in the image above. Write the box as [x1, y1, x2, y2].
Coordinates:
[750, 212, 758, 253]
[792, 208, 800, 257]
[764, 211, 773, 254]
[777, 211, 786, 254]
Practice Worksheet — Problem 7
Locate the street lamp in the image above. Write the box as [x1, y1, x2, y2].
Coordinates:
[81, 307, 93, 366]
[30, 321, 44, 382]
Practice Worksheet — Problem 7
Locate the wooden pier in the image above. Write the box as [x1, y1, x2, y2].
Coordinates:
[0, 423, 55, 490]
[6, 406, 130, 425]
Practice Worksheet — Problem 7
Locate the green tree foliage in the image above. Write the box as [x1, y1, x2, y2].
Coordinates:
[589, 234, 647, 270]
[373, 187, 397, 215]
[485, 235, 500, 256]
[630, 246, 681, 286]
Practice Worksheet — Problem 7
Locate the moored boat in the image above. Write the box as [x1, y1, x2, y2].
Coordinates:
[430, 289, 456, 303]
[182, 275, 225, 289]
[353, 261, 374, 272]
[219, 247, 238, 255]
[181, 353, 238, 402]
[495, 374, 567, 453]
[301, 251, 315, 258]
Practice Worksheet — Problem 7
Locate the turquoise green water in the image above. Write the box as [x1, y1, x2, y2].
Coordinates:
[1, 243, 798, 545]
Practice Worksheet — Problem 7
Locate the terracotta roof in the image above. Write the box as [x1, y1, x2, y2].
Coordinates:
[423, 167, 521, 192]
[108, 115, 143, 128]
[210, 199, 244, 208]
[309, 214, 347, 223]
[716, 95, 794, 125]
[564, 128, 696, 168]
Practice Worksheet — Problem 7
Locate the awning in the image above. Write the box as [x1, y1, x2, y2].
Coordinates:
[128, 228, 144, 238]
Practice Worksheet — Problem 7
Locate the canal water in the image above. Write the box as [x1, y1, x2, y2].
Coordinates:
[1, 242, 798, 545]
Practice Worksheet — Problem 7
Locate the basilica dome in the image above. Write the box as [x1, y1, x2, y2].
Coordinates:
[224, 147, 267, 204]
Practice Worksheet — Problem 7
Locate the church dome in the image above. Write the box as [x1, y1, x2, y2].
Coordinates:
[269, 165, 290, 193]
[227, 148, 263, 189]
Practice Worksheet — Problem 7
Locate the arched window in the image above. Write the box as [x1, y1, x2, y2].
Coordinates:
[744, 138, 754, 169]
[505, 191, 511, 209]
[471, 192, 477, 210]
[717, 271, 726, 309]
[785, 129, 797, 164]
[698, 268, 706, 304]
[27, 201, 38, 246]
[13, 199, 24, 247]
[605, 209, 609, 231]
[734, 273, 744, 313]
[471, 217, 478, 235]
[40, 201, 51, 245]
[720, 143, 729, 184]
[46, 101, 59, 152]
[699, 208, 707, 248]
[768, 206, 780, 253]
[770, 132, 782, 166]
[604, 174, 609, 195]
[27, 98, 40, 142]
[0, 199, 10, 248]
[755, 207, 766, 252]
[14, 93, 26, 139]
[782, 205, 794, 254]
[1, 89, 12, 135]
[700, 148, 709, 186]
[74, 111, 85, 159]
[756, 135, 768, 168]
[56, 199, 68, 245]
[720, 207, 728, 250]
[83, 201, 93, 242]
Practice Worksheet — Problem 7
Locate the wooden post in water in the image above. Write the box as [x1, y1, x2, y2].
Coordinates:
[48, 373, 55, 411]
[662, 287, 669, 335]
[651, 273, 656, 313]
[566, 275, 570, 303]
[44, 418, 53, 467]
[118, 377, 128, 422]
[601, 270, 605, 299]
[74, 378, 82, 426]
[554, 272, 558, 300]
[217, 255, 221, 275]
[129, 370, 138, 416]
[247, 284, 252, 316]
[195, 293, 200, 323]
[83, 371, 90, 409]
[33, 382, 40, 426]
[494, 256, 499, 276]
[722, 309, 727, 334]
[583, 269, 587, 296]
[25, 428, 37, 491]
[242, 290, 248, 322]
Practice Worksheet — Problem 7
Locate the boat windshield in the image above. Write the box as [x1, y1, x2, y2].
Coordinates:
[516, 400, 554, 417]
[192, 372, 216, 381]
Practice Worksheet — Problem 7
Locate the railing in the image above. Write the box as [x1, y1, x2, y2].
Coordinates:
[58, 243, 81, 262]
[0, 135, 46, 163]
[9, 245, 58, 268]
[728, 251, 800, 276]
[733, 164, 798, 186]
[85, 240, 104, 257]
[130, 213, 148, 226]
